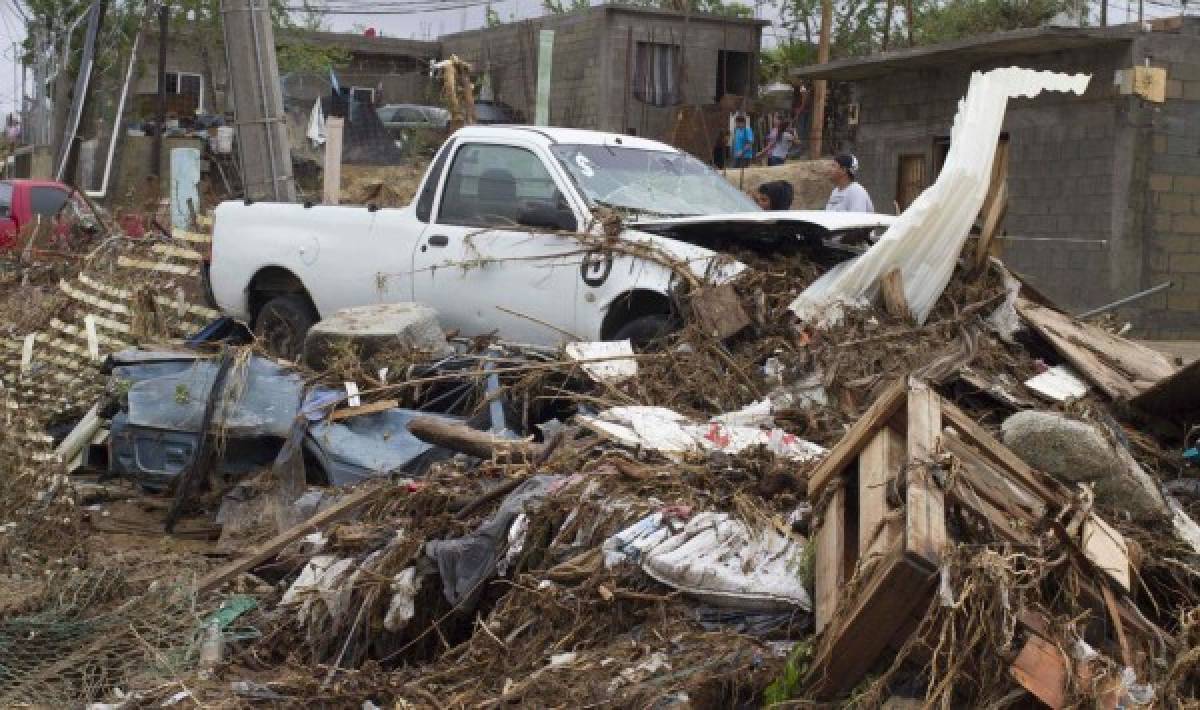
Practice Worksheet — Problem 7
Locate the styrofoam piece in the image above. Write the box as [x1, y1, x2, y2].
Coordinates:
[1025, 365, 1089, 402]
[789, 68, 1091, 326]
[565, 340, 638, 383]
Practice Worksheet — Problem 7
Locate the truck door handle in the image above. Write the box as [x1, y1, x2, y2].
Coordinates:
[427, 234, 449, 247]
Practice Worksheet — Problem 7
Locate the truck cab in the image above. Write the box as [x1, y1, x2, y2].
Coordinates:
[210, 126, 894, 355]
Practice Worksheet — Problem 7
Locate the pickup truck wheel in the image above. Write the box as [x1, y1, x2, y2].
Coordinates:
[611, 314, 676, 349]
[255, 294, 315, 360]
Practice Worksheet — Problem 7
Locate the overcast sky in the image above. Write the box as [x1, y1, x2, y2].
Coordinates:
[0, 0, 1186, 125]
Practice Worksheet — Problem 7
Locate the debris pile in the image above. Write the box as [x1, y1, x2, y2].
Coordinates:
[0, 70, 1198, 708]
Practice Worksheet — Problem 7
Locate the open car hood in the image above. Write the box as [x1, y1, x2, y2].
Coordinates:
[630, 210, 897, 235]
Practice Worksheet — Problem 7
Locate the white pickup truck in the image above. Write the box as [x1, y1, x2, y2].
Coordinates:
[210, 126, 893, 355]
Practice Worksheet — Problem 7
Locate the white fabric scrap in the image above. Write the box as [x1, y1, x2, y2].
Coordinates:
[307, 98, 326, 147]
[789, 68, 1091, 326]
[565, 340, 637, 383]
[280, 555, 356, 625]
[1025, 365, 1089, 402]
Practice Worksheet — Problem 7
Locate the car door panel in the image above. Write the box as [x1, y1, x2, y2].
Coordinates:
[412, 141, 583, 345]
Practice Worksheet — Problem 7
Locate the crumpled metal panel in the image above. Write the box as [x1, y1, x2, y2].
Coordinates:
[123, 356, 304, 438]
[790, 68, 1091, 326]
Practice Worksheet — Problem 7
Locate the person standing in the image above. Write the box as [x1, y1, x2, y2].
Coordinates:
[713, 126, 729, 169]
[758, 114, 794, 167]
[732, 114, 754, 169]
[825, 153, 875, 212]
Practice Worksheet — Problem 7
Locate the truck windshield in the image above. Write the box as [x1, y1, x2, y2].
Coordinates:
[550, 144, 758, 219]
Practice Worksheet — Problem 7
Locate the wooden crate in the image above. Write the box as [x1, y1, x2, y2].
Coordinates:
[803, 378, 1158, 702]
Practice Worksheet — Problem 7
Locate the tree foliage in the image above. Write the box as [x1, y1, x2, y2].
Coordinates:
[766, 0, 1071, 80]
[542, 0, 754, 17]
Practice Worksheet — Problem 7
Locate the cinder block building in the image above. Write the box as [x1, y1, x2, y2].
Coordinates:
[441, 5, 767, 139]
[794, 17, 1200, 338]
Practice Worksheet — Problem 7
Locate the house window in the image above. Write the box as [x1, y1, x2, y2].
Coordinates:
[716, 50, 751, 100]
[633, 42, 681, 108]
[351, 87, 376, 104]
[165, 71, 204, 112]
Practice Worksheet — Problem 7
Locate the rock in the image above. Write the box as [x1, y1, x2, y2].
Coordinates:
[1001, 411, 1123, 483]
[303, 303, 453, 370]
[1002, 411, 1166, 519]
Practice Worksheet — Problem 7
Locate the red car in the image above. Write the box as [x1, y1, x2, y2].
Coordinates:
[0, 179, 99, 252]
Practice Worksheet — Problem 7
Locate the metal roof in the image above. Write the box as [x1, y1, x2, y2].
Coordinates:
[791, 23, 1142, 81]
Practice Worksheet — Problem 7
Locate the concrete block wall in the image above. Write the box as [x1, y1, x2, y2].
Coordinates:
[441, 12, 606, 128]
[601, 10, 761, 140]
[443, 8, 762, 140]
[1134, 25, 1200, 337]
[851, 43, 1138, 315]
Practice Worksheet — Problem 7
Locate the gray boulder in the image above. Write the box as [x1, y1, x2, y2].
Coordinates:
[304, 303, 454, 370]
[1001, 411, 1165, 519]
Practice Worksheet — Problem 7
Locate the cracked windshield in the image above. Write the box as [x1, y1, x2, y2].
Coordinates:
[551, 144, 758, 219]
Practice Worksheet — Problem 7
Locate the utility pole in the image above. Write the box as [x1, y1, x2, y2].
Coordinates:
[809, 0, 831, 159]
[221, 0, 296, 202]
[1101, 0, 1107, 26]
[152, 3, 167, 176]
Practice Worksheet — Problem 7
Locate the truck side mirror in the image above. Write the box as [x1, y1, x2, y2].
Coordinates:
[517, 200, 577, 232]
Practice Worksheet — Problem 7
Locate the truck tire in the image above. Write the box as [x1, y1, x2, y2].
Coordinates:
[255, 294, 315, 360]
[611, 314, 676, 349]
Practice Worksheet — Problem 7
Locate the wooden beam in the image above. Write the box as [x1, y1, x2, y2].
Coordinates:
[880, 268, 912, 322]
[973, 181, 1008, 271]
[905, 380, 944, 567]
[942, 431, 1046, 522]
[407, 416, 538, 463]
[1016, 298, 1176, 402]
[859, 427, 904, 563]
[807, 377, 907, 498]
[940, 400, 1066, 505]
[196, 483, 385, 594]
[815, 484, 847, 634]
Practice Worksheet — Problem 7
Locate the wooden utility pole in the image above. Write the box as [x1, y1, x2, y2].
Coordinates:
[221, 0, 296, 202]
[809, 0, 832, 159]
[152, 3, 167, 176]
[882, 0, 894, 50]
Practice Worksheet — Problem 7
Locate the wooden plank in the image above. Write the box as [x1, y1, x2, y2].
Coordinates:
[807, 377, 907, 498]
[807, 549, 937, 700]
[942, 431, 1045, 522]
[905, 380, 944, 567]
[941, 400, 1065, 505]
[1130, 358, 1200, 419]
[1084, 515, 1131, 592]
[815, 485, 847, 634]
[1017, 298, 1176, 401]
[1010, 633, 1067, 709]
[330, 399, 400, 421]
[859, 427, 904, 563]
[116, 256, 199, 277]
[407, 416, 538, 463]
[196, 483, 385, 594]
[880, 268, 911, 322]
[973, 140, 1010, 270]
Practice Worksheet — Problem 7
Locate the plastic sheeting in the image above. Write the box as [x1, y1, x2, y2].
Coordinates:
[580, 405, 826, 462]
[604, 511, 812, 612]
[789, 68, 1091, 326]
[425, 475, 562, 606]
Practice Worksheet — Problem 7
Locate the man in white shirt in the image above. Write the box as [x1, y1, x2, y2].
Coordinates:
[825, 153, 875, 213]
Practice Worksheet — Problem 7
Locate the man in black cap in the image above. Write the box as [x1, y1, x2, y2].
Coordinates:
[825, 153, 875, 213]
